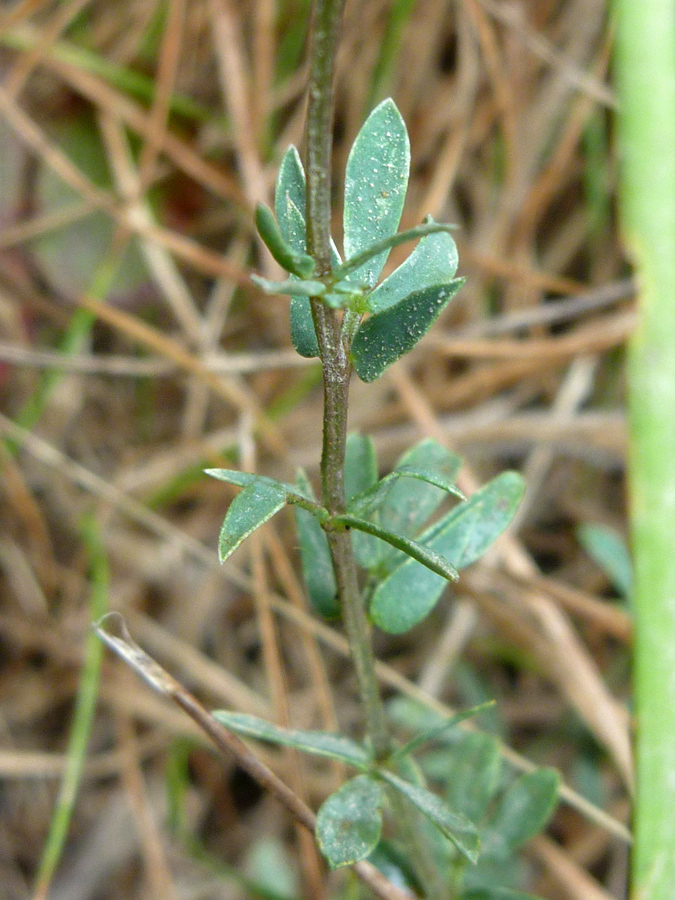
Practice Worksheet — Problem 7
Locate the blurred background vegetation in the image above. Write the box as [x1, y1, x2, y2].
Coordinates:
[0, 1, 635, 898]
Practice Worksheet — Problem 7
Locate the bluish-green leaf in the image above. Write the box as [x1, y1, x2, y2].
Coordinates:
[344, 433, 381, 568]
[316, 776, 383, 869]
[294, 469, 339, 619]
[345, 433, 378, 501]
[370, 471, 525, 633]
[251, 275, 326, 297]
[216, 481, 287, 562]
[348, 465, 464, 518]
[460, 889, 546, 900]
[211, 711, 371, 768]
[255, 203, 314, 277]
[368, 225, 459, 313]
[351, 279, 464, 383]
[378, 769, 480, 864]
[275, 146, 306, 239]
[333, 514, 458, 582]
[577, 523, 633, 600]
[391, 701, 495, 761]
[481, 769, 560, 859]
[419, 732, 503, 824]
[343, 98, 410, 287]
[205, 468, 322, 514]
[334, 221, 455, 284]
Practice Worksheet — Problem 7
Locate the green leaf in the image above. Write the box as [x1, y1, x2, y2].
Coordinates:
[211, 711, 371, 768]
[205, 468, 323, 515]
[217, 481, 287, 562]
[334, 220, 455, 284]
[294, 470, 339, 619]
[391, 701, 496, 761]
[344, 433, 378, 501]
[577, 523, 633, 600]
[255, 203, 315, 278]
[316, 776, 383, 869]
[343, 98, 410, 287]
[348, 465, 464, 518]
[441, 732, 502, 824]
[482, 769, 560, 859]
[460, 889, 546, 900]
[344, 433, 381, 568]
[370, 471, 525, 633]
[351, 279, 464, 383]
[368, 224, 459, 313]
[333, 514, 458, 582]
[275, 146, 306, 238]
[378, 769, 480, 864]
[251, 275, 326, 297]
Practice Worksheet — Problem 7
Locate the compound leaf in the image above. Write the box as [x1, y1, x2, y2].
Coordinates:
[316, 776, 383, 869]
[370, 471, 525, 633]
[212, 711, 371, 768]
[343, 98, 409, 287]
[351, 280, 464, 383]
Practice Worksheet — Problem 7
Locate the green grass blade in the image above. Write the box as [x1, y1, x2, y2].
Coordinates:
[33, 516, 108, 898]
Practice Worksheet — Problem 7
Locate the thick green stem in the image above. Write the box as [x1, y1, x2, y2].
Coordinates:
[304, 0, 390, 761]
[614, 3, 675, 897]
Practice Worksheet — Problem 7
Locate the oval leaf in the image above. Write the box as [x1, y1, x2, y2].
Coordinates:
[370, 471, 525, 633]
[212, 711, 371, 768]
[345, 433, 378, 501]
[481, 769, 560, 859]
[275, 145, 306, 237]
[368, 225, 459, 313]
[343, 98, 410, 287]
[316, 776, 383, 869]
[378, 769, 480, 864]
[351, 279, 464, 383]
[294, 470, 339, 618]
[217, 481, 287, 562]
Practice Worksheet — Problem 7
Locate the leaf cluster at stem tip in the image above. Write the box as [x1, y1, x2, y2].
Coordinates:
[254, 97, 464, 381]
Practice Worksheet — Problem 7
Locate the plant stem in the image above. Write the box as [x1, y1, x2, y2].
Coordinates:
[614, 2, 675, 897]
[304, 0, 390, 761]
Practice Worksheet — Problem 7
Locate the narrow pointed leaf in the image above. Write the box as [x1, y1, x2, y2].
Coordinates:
[351, 279, 464, 383]
[370, 471, 525, 633]
[482, 769, 559, 859]
[316, 776, 383, 869]
[251, 275, 326, 297]
[368, 225, 459, 313]
[217, 481, 287, 562]
[577, 523, 633, 599]
[391, 701, 496, 761]
[378, 769, 480, 864]
[294, 470, 339, 619]
[211, 711, 371, 767]
[275, 146, 306, 236]
[343, 98, 409, 286]
[205, 468, 323, 514]
[254, 203, 314, 277]
[333, 514, 458, 581]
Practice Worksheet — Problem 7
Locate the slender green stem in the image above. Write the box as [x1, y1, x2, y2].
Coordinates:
[304, 0, 390, 761]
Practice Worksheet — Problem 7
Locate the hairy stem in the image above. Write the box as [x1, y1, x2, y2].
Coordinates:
[304, 0, 390, 760]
